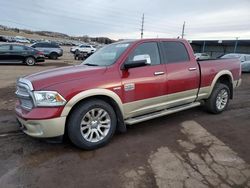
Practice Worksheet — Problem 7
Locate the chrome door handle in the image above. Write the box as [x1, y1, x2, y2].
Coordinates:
[188, 67, 197, 71]
[154, 71, 165, 76]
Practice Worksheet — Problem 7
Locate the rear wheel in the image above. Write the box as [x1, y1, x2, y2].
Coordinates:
[49, 52, 58, 60]
[68, 99, 117, 150]
[205, 83, 230, 114]
[25, 57, 36, 66]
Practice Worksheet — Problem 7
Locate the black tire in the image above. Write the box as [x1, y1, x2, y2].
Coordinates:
[83, 52, 88, 57]
[49, 52, 58, 60]
[205, 83, 230, 114]
[25, 57, 36, 66]
[67, 99, 117, 150]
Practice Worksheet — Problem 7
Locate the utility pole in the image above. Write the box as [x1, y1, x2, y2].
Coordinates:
[141, 13, 144, 39]
[181, 21, 186, 39]
[234, 37, 239, 53]
[202, 41, 206, 53]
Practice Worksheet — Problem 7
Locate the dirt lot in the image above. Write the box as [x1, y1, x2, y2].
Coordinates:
[0, 54, 249, 187]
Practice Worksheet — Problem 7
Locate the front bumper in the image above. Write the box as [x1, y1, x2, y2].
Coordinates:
[17, 116, 66, 138]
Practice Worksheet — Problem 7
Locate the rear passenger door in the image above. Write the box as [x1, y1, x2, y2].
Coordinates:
[0, 44, 11, 63]
[160, 41, 200, 108]
[11, 45, 29, 62]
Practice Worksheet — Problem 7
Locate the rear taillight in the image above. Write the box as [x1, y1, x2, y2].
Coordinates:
[37, 51, 44, 55]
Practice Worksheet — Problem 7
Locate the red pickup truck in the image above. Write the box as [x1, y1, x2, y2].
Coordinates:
[15, 39, 242, 149]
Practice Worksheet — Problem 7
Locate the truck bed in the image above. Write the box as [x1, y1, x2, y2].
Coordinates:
[197, 58, 241, 89]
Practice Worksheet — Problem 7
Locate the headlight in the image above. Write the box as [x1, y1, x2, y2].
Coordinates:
[33, 91, 66, 107]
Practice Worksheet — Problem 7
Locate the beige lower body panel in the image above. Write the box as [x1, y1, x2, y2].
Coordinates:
[17, 117, 66, 138]
[123, 89, 200, 119]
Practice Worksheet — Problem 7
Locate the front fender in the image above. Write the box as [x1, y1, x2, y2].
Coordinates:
[61, 88, 124, 117]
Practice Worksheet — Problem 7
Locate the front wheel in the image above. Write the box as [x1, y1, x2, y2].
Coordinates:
[205, 83, 230, 114]
[67, 99, 117, 150]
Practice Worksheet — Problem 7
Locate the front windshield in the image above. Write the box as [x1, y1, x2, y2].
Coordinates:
[82, 42, 132, 66]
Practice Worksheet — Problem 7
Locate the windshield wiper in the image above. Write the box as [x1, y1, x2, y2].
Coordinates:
[84, 63, 99, 66]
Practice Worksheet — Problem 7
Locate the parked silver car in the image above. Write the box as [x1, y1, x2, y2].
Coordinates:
[194, 53, 211, 60]
[30, 42, 63, 59]
[221, 53, 250, 72]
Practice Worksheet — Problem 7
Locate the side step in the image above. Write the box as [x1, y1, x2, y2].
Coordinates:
[125, 102, 201, 125]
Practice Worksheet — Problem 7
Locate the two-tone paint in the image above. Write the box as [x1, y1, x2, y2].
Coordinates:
[15, 39, 242, 138]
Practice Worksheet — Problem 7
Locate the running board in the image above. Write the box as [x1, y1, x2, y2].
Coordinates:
[125, 102, 201, 125]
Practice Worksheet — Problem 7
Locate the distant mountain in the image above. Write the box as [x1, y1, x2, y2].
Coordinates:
[0, 25, 115, 44]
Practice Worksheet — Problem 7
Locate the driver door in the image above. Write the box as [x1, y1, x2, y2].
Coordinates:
[121, 42, 167, 118]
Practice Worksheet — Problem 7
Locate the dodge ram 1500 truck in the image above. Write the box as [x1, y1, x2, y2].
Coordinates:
[15, 39, 242, 150]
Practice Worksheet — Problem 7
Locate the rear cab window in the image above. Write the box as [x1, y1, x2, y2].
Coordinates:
[160, 41, 190, 64]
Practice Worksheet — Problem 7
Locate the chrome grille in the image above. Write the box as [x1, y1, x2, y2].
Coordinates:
[16, 79, 34, 111]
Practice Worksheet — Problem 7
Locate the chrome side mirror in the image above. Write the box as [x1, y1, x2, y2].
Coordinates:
[133, 54, 151, 65]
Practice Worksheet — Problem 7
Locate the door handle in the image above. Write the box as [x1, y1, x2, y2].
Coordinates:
[188, 67, 197, 71]
[154, 71, 165, 76]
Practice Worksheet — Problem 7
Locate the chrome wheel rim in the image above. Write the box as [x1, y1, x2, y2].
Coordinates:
[216, 89, 228, 110]
[80, 108, 111, 143]
[26, 58, 34, 65]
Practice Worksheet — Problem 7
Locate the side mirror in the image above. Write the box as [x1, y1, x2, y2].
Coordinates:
[123, 54, 151, 69]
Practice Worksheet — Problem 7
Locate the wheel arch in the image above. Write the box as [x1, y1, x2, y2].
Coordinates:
[208, 70, 234, 99]
[62, 89, 126, 133]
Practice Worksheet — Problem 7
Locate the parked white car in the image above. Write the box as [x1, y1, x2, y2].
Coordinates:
[14, 36, 30, 43]
[194, 53, 211, 60]
[221, 53, 250, 72]
[70, 44, 96, 55]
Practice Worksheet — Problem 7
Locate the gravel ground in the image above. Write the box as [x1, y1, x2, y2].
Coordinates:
[0, 55, 249, 188]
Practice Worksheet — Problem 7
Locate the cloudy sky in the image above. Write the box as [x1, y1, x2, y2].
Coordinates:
[0, 0, 250, 40]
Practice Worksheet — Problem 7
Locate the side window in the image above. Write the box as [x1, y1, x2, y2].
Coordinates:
[34, 43, 42, 48]
[246, 56, 250, 61]
[128, 42, 160, 65]
[162, 42, 190, 63]
[43, 43, 51, 48]
[0, 45, 10, 51]
[50, 43, 59, 48]
[12, 45, 25, 51]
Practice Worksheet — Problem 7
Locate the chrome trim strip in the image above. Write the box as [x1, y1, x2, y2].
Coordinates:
[18, 78, 34, 91]
[125, 102, 201, 125]
[15, 91, 30, 99]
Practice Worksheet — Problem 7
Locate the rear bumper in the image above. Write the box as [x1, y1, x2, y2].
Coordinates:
[17, 116, 66, 138]
[36, 57, 45, 62]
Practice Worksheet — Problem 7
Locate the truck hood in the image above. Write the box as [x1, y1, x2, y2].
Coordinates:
[25, 65, 107, 90]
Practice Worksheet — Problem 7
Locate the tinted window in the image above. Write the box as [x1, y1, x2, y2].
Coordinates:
[12, 45, 26, 51]
[246, 56, 250, 61]
[50, 43, 59, 48]
[0, 45, 10, 51]
[162, 42, 190, 63]
[33, 43, 43, 48]
[128, 42, 160, 65]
